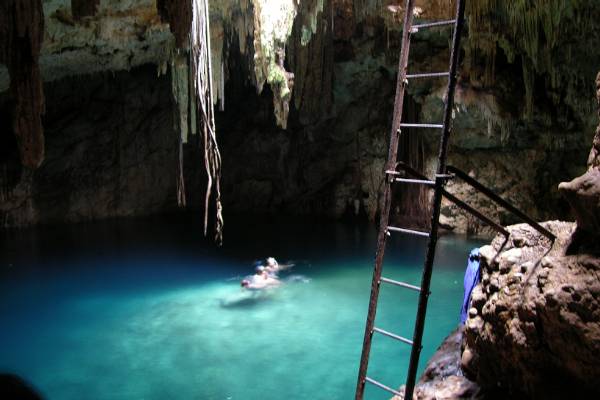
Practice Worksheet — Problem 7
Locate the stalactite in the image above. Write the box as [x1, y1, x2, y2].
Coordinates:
[171, 52, 191, 145]
[170, 51, 190, 207]
[209, 20, 225, 110]
[191, 0, 224, 244]
[296, 0, 326, 45]
[0, 0, 45, 170]
[465, 0, 596, 117]
[188, 54, 198, 137]
[157, 0, 193, 48]
[208, 0, 328, 129]
[250, 0, 298, 128]
[288, 0, 333, 125]
[71, 0, 99, 19]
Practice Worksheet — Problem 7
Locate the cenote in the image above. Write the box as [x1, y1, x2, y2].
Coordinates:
[0, 216, 484, 400]
[3, 1, 599, 398]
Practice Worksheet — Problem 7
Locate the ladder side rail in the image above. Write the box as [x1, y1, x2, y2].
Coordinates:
[446, 166, 556, 241]
[394, 162, 510, 238]
[403, 1, 467, 399]
[442, 190, 510, 238]
[355, 1, 416, 399]
[397, 162, 548, 241]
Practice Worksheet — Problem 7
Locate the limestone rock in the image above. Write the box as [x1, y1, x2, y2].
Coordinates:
[589, 72, 600, 169]
[462, 221, 600, 399]
[0, 0, 174, 93]
[559, 169, 600, 239]
[558, 70, 600, 247]
[71, 0, 99, 19]
[391, 326, 482, 400]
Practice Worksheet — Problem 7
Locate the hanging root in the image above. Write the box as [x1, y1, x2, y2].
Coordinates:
[191, 0, 224, 245]
[164, 0, 223, 243]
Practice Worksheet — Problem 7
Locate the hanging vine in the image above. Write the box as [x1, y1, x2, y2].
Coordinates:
[191, 0, 224, 245]
[161, 0, 223, 244]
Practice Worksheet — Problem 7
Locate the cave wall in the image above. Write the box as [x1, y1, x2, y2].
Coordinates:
[0, 65, 178, 227]
[217, 9, 394, 221]
[216, 2, 595, 232]
[0, 0, 598, 232]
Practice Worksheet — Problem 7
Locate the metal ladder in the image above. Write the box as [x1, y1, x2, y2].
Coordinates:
[355, 1, 557, 399]
[355, 1, 467, 399]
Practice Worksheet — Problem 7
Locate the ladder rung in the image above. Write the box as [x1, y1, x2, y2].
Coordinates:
[365, 376, 402, 396]
[387, 226, 430, 238]
[406, 72, 450, 79]
[399, 123, 444, 129]
[412, 19, 456, 30]
[381, 277, 421, 292]
[364, 376, 402, 396]
[393, 177, 435, 186]
[373, 327, 414, 345]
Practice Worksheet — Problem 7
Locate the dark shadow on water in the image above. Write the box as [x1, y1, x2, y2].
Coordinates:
[219, 291, 276, 309]
[0, 373, 44, 400]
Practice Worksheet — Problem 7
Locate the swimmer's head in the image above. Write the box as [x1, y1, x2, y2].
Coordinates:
[266, 257, 278, 266]
[241, 279, 250, 287]
[255, 265, 265, 273]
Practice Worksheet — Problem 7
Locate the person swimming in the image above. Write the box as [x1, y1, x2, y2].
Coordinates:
[239, 257, 297, 290]
[263, 257, 294, 276]
[240, 265, 281, 290]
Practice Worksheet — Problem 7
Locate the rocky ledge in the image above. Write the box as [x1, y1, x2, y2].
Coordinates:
[392, 326, 482, 400]
[391, 220, 599, 400]
[462, 221, 600, 399]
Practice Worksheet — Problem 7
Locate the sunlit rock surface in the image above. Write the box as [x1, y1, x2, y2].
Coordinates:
[0, 0, 173, 93]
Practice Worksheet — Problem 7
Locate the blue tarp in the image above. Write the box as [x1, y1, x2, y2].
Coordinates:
[461, 248, 480, 323]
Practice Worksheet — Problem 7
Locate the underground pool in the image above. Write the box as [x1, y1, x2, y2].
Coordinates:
[0, 216, 486, 399]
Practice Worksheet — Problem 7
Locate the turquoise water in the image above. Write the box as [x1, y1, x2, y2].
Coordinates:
[0, 216, 484, 399]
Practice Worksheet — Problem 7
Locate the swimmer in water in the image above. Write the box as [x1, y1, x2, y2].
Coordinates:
[264, 257, 294, 276]
[241, 265, 281, 290]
